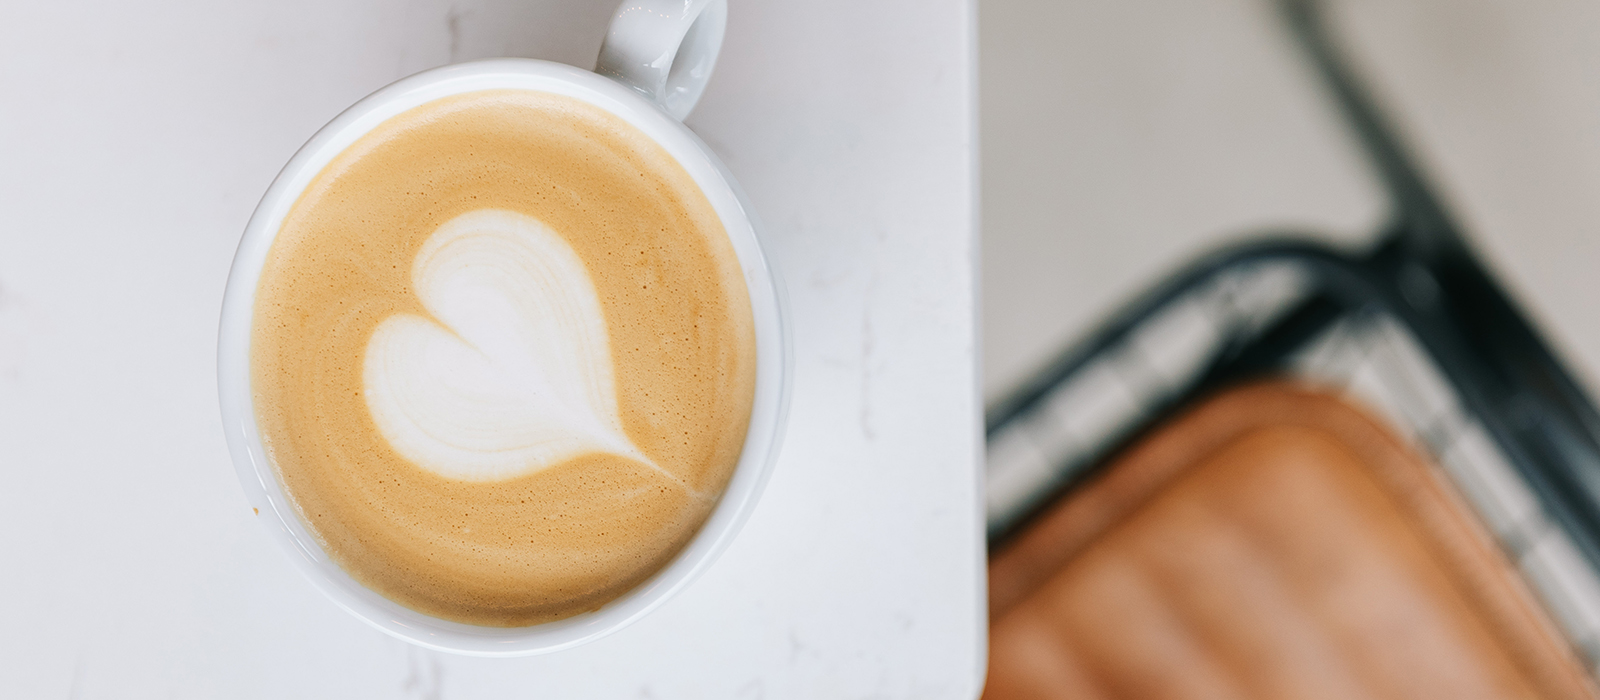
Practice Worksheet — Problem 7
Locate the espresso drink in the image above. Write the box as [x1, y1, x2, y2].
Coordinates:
[251, 90, 756, 627]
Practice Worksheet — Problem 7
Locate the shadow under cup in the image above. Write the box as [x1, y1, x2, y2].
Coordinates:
[217, 59, 789, 656]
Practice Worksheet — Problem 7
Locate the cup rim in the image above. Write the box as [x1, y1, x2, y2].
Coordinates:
[216, 58, 790, 656]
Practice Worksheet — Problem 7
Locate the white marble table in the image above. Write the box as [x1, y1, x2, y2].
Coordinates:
[0, 1, 982, 697]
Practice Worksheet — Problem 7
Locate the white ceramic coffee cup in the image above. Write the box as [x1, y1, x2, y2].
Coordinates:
[217, 0, 789, 657]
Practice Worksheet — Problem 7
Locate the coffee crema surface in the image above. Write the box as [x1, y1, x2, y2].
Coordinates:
[251, 89, 756, 627]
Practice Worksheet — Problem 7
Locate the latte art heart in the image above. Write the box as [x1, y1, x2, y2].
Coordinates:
[363, 209, 655, 482]
[253, 90, 756, 626]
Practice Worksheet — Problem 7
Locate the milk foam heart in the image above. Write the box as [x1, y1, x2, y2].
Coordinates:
[253, 89, 755, 627]
[363, 209, 655, 482]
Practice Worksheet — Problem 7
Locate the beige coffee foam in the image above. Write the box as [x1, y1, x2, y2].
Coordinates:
[250, 90, 756, 627]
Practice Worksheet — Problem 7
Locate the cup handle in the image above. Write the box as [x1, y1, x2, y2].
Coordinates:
[595, 0, 727, 121]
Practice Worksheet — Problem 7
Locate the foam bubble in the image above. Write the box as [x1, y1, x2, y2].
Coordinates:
[363, 209, 653, 481]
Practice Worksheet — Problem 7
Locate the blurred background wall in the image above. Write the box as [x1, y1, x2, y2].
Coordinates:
[981, 0, 1600, 408]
